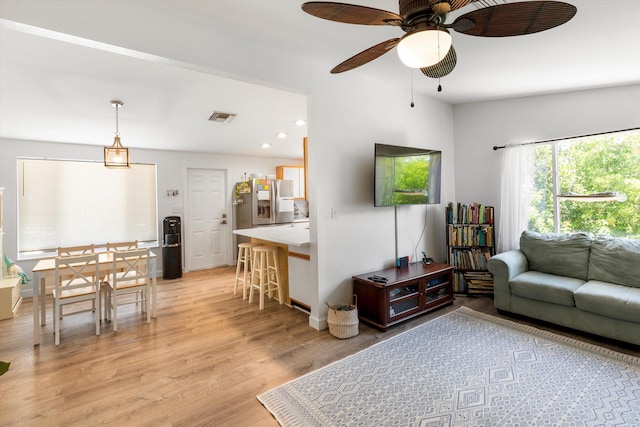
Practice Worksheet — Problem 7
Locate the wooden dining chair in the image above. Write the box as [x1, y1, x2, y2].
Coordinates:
[103, 248, 151, 332]
[105, 240, 142, 303]
[105, 241, 138, 252]
[56, 244, 97, 318]
[57, 244, 96, 256]
[53, 253, 101, 345]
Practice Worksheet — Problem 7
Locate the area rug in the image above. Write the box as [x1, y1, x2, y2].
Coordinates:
[257, 307, 640, 426]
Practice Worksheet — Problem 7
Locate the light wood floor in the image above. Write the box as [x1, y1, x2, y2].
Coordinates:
[1, 267, 638, 426]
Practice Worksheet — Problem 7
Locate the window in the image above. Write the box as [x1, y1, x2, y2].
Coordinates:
[528, 129, 640, 239]
[18, 158, 158, 258]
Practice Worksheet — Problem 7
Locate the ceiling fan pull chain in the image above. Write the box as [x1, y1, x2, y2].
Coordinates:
[410, 70, 415, 108]
[436, 29, 443, 93]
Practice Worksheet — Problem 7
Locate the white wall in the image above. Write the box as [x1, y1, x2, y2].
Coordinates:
[453, 84, 640, 246]
[306, 71, 456, 329]
[0, 138, 301, 277]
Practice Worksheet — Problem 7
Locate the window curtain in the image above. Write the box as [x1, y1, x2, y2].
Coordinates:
[497, 144, 536, 253]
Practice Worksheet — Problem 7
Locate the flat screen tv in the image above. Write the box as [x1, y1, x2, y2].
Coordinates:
[374, 143, 442, 207]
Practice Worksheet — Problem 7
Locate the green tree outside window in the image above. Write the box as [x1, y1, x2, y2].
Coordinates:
[528, 130, 640, 239]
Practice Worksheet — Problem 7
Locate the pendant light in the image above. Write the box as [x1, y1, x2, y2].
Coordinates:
[104, 100, 130, 168]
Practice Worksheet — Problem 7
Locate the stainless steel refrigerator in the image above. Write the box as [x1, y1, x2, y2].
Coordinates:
[234, 179, 295, 242]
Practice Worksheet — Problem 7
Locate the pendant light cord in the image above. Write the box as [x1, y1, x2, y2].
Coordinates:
[115, 103, 120, 137]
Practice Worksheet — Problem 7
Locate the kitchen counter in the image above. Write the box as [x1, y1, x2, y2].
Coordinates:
[233, 224, 310, 247]
[233, 224, 312, 314]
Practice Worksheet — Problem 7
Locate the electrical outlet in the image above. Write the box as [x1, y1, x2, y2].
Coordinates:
[331, 207, 338, 219]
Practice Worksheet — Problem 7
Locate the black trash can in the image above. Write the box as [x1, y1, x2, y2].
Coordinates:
[162, 216, 182, 279]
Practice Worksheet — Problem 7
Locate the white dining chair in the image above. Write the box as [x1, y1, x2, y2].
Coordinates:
[53, 253, 101, 345]
[56, 244, 98, 318]
[105, 241, 141, 309]
[57, 244, 96, 256]
[103, 248, 151, 331]
[105, 241, 138, 252]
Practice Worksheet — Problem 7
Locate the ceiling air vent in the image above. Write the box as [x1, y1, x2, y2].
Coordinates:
[208, 111, 237, 123]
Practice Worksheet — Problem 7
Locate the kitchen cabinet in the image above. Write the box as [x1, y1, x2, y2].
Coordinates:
[352, 262, 454, 331]
[288, 245, 311, 312]
[276, 166, 305, 199]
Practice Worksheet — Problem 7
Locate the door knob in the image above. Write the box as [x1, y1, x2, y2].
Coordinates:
[221, 220, 227, 225]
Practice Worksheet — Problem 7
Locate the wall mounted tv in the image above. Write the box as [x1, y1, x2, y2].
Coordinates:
[374, 143, 442, 207]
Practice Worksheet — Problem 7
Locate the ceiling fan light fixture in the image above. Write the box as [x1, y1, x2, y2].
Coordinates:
[397, 27, 451, 68]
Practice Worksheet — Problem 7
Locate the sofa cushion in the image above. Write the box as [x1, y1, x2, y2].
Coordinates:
[519, 231, 592, 281]
[588, 236, 640, 288]
[510, 271, 584, 307]
[575, 280, 640, 323]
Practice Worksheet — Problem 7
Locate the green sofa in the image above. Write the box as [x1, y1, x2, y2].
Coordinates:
[487, 231, 640, 346]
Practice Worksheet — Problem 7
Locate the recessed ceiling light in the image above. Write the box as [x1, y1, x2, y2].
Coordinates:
[262, 142, 271, 148]
[276, 131, 288, 139]
[295, 119, 306, 126]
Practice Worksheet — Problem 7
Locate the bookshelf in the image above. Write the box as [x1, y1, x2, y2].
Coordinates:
[446, 202, 495, 295]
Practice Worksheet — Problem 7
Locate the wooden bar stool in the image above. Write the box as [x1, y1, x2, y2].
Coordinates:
[234, 242, 255, 299]
[249, 245, 283, 310]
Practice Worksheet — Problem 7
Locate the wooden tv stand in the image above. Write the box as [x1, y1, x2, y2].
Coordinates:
[352, 262, 454, 331]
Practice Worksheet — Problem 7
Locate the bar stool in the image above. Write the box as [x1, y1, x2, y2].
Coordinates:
[249, 245, 283, 310]
[234, 242, 255, 299]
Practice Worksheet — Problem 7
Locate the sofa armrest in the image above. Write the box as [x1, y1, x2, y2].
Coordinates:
[488, 250, 528, 311]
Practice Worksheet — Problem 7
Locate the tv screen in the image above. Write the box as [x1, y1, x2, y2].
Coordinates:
[374, 143, 441, 207]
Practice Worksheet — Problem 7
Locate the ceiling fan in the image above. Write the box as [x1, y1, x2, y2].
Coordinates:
[301, 0, 577, 81]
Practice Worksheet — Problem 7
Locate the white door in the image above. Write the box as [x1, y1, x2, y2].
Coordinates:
[186, 168, 227, 271]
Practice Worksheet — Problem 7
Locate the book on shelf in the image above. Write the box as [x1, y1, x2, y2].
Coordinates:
[464, 272, 494, 294]
[447, 202, 494, 225]
[453, 272, 495, 293]
[453, 272, 466, 293]
[447, 225, 494, 247]
[449, 247, 492, 270]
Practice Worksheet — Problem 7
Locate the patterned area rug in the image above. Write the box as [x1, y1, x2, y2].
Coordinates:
[258, 307, 640, 426]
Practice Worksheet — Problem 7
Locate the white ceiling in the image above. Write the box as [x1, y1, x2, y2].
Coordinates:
[1, 0, 639, 159]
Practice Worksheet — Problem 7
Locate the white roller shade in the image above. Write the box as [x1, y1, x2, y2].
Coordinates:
[18, 158, 158, 257]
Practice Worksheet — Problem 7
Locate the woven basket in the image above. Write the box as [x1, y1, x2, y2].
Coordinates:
[326, 295, 359, 339]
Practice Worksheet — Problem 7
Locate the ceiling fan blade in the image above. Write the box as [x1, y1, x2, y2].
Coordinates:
[420, 45, 457, 78]
[453, 1, 577, 37]
[447, 0, 477, 13]
[302, 2, 403, 26]
[331, 38, 400, 73]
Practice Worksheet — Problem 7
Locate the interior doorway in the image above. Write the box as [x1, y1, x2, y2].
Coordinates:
[185, 168, 228, 271]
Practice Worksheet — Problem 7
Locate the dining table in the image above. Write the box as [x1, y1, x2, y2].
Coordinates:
[31, 250, 158, 346]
